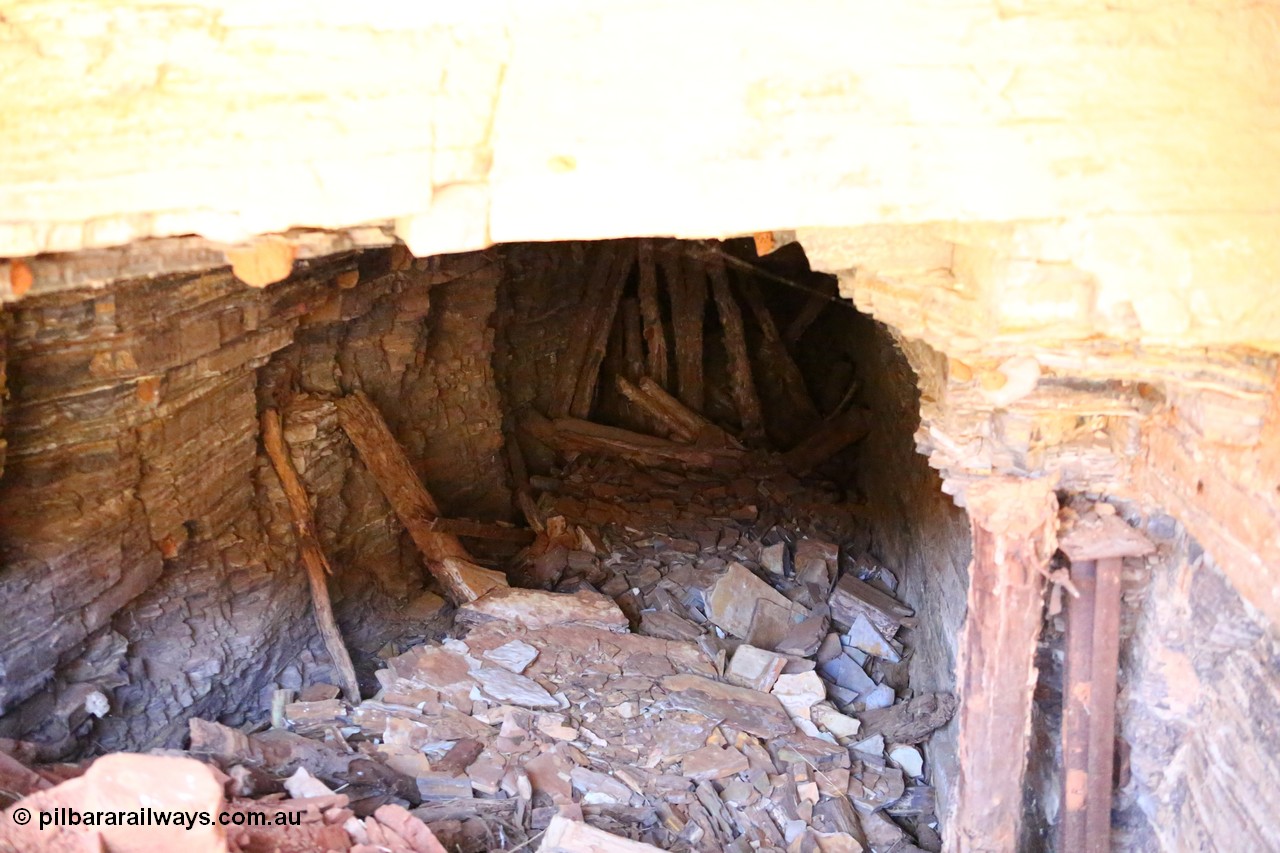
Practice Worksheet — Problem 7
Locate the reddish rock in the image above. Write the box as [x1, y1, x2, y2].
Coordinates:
[660, 674, 794, 738]
[458, 588, 628, 632]
[0, 753, 226, 853]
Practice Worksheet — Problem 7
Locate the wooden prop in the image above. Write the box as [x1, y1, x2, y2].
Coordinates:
[570, 243, 635, 419]
[707, 251, 764, 444]
[735, 274, 821, 442]
[261, 408, 361, 704]
[947, 477, 1058, 853]
[549, 243, 620, 418]
[781, 407, 872, 475]
[614, 376, 741, 449]
[520, 410, 745, 473]
[637, 239, 670, 388]
[659, 249, 707, 414]
[335, 391, 507, 604]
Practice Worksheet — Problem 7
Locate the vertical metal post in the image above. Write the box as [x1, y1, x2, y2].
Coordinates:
[1060, 558, 1096, 852]
[1059, 511, 1153, 853]
[1086, 556, 1125, 851]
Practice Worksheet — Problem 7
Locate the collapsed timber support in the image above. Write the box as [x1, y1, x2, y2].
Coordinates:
[947, 477, 1058, 852]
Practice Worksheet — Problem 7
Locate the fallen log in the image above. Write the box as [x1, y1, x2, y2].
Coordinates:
[614, 376, 741, 449]
[520, 410, 746, 473]
[428, 517, 536, 546]
[261, 408, 361, 704]
[781, 406, 872, 475]
[335, 391, 508, 604]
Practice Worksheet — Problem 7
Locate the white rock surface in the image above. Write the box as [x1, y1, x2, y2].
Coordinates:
[483, 639, 539, 674]
[771, 671, 826, 722]
[889, 744, 924, 778]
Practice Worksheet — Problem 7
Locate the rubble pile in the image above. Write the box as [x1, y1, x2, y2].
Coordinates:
[1, 242, 961, 853]
[1, 449, 954, 853]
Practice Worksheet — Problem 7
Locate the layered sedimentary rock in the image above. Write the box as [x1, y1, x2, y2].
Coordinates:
[0, 250, 510, 754]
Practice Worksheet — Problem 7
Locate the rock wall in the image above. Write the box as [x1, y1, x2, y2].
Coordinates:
[0, 250, 509, 756]
[1112, 517, 1280, 851]
[828, 312, 973, 818]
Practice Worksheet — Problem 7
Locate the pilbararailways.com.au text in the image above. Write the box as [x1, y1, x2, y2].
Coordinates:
[22, 806, 301, 830]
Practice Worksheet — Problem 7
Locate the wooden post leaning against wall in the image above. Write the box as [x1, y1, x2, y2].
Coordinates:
[260, 408, 362, 705]
[735, 274, 821, 438]
[946, 476, 1059, 852]
[335, 390, 508, 605]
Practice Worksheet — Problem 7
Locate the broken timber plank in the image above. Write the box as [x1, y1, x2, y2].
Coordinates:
[707, 249, 764, 444]
[659, 247, 707, 414]
[637, 239, 670, 388]
[949, 478, 1062, 850]
[614, 376, 742, 448]
[261, 408, 362, 705]
[503, 416, 545, 532]
[856, 693, 958, 745]
[335, 391, 508, 604]
[520, 410, 745, 473]
[1058, 510, 1155, 853]
[428, 517, 536, 546]
[621, 296, 647, 382]
[781, 407, 872, 476]
[616, 374, 682, 440]
[570, 242, 635, 419]
[549, 243, 620, 418]
[946, 476, 1058, 853]
[639, 376, 741, 448]
[735, 274, 820, 444]
[785, 275, 838, 346]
